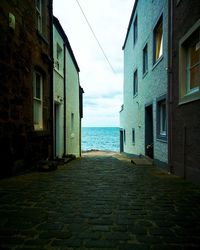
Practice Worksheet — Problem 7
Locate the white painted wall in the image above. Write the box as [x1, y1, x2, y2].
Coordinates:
[120, 0, 168, 165]
[65, 49, 81, 157]
[53, 24, 64, 158]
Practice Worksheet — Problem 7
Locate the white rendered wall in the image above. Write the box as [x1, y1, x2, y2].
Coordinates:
[65, 49, 81, 157]
[120, 0, 168, 165]
[53, 25, 64, 158]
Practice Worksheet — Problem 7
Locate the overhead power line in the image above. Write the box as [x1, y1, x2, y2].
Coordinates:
[75, 0, 116, 74]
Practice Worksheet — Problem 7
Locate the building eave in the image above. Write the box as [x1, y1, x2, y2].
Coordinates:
[122, 0, 138, 50]
[53, 16, 80, 72]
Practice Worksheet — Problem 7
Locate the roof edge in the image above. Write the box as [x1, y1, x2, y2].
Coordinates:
[53, 16, 80, 72]
[122, 0, 138, 50]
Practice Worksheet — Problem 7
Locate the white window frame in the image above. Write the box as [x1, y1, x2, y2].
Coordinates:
[157, 96, 167, 141]
[179, 19, 200, 104]
[159, 101, 166, 136]
[36, 0, 42, 33]
[185, 43, 200, 95]
[33, 71, 43, 130]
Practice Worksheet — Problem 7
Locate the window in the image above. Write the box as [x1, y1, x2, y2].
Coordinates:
[36, 0, 42, 33]
[33, 72, 43, 130]
[157, 98, 167, 140]
[123, 129, 126, 143]
[55, 43, 62, 71]
[143, 44, 148, 75]
[71, 113, 74, 131]
[132, 129, 135, 144]
[133, 16, 138, 45]
[186, 41, 200, 94]
[35, 0, 46, 35]
[153, 16, 163, 63]
[133, 69, 138, 96]
[179, 20, 200, 103]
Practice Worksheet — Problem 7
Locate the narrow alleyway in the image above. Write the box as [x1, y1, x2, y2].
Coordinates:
[0, 152, 200, 250]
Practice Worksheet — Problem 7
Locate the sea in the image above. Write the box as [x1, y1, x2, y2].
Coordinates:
[82, 127, 120, 152]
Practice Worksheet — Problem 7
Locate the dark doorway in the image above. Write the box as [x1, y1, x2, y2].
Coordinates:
[145, 104, 154, 158]
[120, 129, 124, 152]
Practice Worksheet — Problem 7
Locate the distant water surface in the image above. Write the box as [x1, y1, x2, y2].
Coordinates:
[82, 127, 119, 152]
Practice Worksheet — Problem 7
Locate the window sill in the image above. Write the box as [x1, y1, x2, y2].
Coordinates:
[37, 30, 49, 45]
[152, 55, 163, 71]
[133, 93, 138, 99]
[156, 137, 167, 143]
[142, 71, 148, 79]
[54, 67, 64, 77]
[179, 91, 200, 105]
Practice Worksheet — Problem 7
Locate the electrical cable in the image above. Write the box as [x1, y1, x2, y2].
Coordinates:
[75, 0, 116, 74]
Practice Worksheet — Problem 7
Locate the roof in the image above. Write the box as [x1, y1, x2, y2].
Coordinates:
[122, 0, 138, 50]
[53, 16, 80, 72]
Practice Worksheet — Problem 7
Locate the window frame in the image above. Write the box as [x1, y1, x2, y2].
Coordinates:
[156, 95, 167, 141]
[36, 0, 42, 33]
[179, 19, 200, 105]
[133, 15, 138, 46]
[133, 69, 138, 97]
[123, 129, 126, 143]
[143, 43, 148, 76]
[153, 15, 163, 65]
[132, 128, 135, 144]
[55, 43, 63, 71]
[33, 71, 43, 131]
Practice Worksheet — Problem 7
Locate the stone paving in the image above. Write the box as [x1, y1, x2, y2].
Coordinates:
[0, 151, 200, 250]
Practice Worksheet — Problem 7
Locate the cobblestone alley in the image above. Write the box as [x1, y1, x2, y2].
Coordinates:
[0, 151, 200, 250]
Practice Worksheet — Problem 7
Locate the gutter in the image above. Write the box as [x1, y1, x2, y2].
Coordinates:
[49, 0, 54, 160]
[64, 43, 66, 155]
[167, 0, 174, 174]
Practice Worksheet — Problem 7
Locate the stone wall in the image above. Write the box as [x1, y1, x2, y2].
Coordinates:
[0, 0, 53, 177]
[170, 0, 200, 183]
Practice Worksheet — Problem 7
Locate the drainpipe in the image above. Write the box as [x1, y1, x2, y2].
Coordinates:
[167, 0, 174, 174]
[49, 0, 54, 160]
[183, 125, 186, 179]
[63, 43, 66, 156]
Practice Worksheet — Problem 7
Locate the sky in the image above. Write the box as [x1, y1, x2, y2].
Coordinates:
[53, 0, 134, 127]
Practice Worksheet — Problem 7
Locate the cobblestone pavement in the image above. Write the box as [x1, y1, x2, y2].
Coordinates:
[0, 152, 200, 250]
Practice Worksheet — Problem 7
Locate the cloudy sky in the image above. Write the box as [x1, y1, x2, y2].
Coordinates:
[53, 0, 134, 127]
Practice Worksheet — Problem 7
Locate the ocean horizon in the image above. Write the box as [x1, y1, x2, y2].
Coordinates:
[82, 127, 120, 152]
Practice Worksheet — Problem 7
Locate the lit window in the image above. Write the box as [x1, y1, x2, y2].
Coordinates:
[157, 98, 167, 140]
[179, 21, 200, 103]
[154, 16, 163, 63]
[133, 16, 138, 45]
[186, 39, 200, 94]
[33, 72, 43, 130]
[143, 44, 148, 75]
[133, 69, 138, 96]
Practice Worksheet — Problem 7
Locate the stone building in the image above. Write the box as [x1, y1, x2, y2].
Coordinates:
[53, 17, 83, 158]
[0, 0, 53, 177]
[168, 0, 200, 183]
[120, 0, 168, 168]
